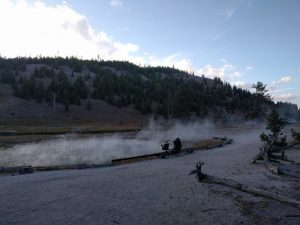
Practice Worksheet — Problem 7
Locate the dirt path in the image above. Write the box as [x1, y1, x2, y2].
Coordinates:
[0, 128, 300, 225]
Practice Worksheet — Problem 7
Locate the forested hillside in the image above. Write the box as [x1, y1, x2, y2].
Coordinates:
[0, 57, 299, 121]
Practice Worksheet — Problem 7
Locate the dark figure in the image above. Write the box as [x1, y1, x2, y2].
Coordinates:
[161, 140, 170, 151]
[161, 140, 170, 158]
[172, 137, 182, 154]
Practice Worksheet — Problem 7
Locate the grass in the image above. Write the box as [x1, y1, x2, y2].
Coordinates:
[0, 119, 142, 149]
[191, 139, 224, 149]
[112, 155, 159, 166]
[0, 118, 141, 135]
[0, 134, 57, 146]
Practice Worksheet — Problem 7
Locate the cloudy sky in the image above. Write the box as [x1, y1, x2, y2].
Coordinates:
[0, 0, 299, 106]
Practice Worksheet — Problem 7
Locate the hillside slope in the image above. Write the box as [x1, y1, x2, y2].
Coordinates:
[0, 57, 299, 126]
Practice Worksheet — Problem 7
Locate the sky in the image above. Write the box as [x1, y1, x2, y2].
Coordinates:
[0, 0, 299, 107]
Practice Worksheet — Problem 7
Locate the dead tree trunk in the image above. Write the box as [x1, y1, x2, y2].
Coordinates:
[252, 148, 266, 163]
[285, 143, 300, 150]
[189, 162, 300, 209]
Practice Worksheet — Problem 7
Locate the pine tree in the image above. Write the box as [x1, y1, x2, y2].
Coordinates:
[252, 81, 271, 101]
[260, 109, 286, 146]
[255, 109, 287, 162]
[251, 81, 272, 118]
[35, 81, 45, 103]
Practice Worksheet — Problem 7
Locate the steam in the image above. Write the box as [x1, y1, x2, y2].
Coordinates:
[0, 119, 260, 167]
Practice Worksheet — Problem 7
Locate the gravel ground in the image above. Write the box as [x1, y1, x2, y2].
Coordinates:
[0, 127, 300, 225]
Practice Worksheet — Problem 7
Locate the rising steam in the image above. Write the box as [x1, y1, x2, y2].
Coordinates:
[0, 119, 260, 167]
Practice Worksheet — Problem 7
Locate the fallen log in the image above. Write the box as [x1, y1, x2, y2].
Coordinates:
[0, 163, 109, 174]
[284, 142, 300, 150]
[189, 162, 300, 209]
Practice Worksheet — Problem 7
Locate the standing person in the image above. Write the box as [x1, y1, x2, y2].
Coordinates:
[172, 137, 182, 154]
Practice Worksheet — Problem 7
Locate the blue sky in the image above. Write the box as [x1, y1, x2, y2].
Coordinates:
[1, 0, 299, 106]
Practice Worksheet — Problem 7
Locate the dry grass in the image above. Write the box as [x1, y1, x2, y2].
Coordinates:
[0, 120, 141, 133]
[112, 155, 159, 166]
[0, 134, 56, 146]
[191, 139, 224, 149]
[0, 121, 142, 149]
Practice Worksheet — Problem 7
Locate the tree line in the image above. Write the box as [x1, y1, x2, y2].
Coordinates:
[0, 57, 299, 119]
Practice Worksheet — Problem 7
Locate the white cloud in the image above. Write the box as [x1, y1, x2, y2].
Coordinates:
[269, 87, 294, 94]
[0, 0, 136, 60]
[138, 53, 194, 72]
[275, 93, 297, 101]
[231, 71, 242, 77]
[195, 63, 241, 80]
[271, 76, 293, 86]
[143, 56, 243, 80]
[110, 0, 123, 8]
[230, 81, 247, 89]
[0, 0, 194, 71]
[230, 81, 253, 91]
[246, 66, 253, 70]
[0, 0, 245, 83]
[281, 76, 292, 82]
